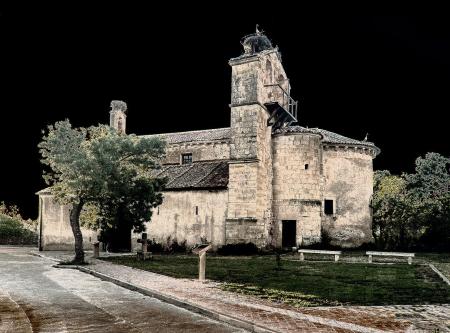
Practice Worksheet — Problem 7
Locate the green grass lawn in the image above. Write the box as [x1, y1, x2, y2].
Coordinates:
[102, 255, 450, 307]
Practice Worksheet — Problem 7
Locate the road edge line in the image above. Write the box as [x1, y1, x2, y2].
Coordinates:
[429, 264, 450, 286]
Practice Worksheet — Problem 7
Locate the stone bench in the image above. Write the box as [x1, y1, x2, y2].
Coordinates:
[298, 249, 342, 262]
[366, 251, 414, 265]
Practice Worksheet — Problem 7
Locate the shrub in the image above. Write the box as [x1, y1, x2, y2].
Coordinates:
[301, 229, 340, 250]
[168, 239, 187, 253]
[217, 242, 259, 256]
[148, 239, 164, 253]
[146, 238, 187, 253]
[0, 214, 38, 245]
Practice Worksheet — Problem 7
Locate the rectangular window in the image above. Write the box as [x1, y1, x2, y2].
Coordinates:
[181, 153, 192, 165]
[324, 200, 334, 215]
[195, 206, 198, 215]
[157, 207, 159, 215]
[305, 163, 309, 170]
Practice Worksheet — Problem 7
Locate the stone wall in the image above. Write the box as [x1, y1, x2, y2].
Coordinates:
[272, 133, 323, 246]
[163, 141, 230, 164]
[227, 76, 273, 246]
[144, 190, 228, 249]
[322, 147, 375, 247]
[38, 195, 97, 251]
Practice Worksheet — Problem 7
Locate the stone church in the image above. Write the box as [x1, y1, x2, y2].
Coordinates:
[37, 30, 379, 251]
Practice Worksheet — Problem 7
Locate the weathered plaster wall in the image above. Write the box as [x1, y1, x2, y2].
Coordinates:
[38, 195, 97, 251]
[272, 133, 323, 246]
[163, 141, 230, 164]
[145, 190, 228, 248]
[322, 147, 374, 247]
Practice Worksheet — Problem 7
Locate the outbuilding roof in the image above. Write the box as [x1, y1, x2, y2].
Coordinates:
[153, 161, 229, 191]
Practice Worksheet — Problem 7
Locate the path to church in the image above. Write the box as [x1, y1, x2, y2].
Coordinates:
[0, 247, 246, 333]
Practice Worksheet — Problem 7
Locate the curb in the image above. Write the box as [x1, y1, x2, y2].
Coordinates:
[76, 266, 276, 333]
[29, 251, 62, 263]
[31, 252, 275, 333]
[429, 264, 450, 286]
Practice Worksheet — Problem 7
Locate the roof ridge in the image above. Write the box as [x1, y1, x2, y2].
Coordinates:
[142, 127, 230, 137]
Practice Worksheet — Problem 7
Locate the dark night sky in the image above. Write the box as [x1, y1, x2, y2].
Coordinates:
[1, 7, 449, 218]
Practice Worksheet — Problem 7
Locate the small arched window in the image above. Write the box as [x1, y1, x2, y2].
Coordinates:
[265, 59, 273, 84]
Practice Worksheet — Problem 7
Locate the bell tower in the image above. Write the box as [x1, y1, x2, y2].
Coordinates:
[225, 28, 298, 246]
[110, 100, 127, 134]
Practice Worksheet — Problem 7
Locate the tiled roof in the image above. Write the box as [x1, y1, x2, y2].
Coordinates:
[142, 128, 231, 144]
[142, 125, 378, 152]
[36, 187, 52, 195]
[275, 126, 380, 152]
[153, 161, 229, 190]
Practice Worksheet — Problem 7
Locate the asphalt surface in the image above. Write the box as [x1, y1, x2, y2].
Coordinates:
[0, 247, 246, 333]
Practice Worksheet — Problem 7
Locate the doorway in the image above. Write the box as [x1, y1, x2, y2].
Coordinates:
[282, 220, 297, 248]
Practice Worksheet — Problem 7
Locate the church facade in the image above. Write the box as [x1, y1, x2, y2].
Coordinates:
[37, 31, 379, 251]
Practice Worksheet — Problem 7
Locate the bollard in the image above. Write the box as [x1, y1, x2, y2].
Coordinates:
[199, 252, 206, 281]
[92, 241, 100, 258]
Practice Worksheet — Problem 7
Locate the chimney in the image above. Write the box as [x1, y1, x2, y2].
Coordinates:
[109, 100, 127, 134]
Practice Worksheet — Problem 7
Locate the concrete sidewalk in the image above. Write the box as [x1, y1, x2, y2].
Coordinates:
[33, 251, 450, 333]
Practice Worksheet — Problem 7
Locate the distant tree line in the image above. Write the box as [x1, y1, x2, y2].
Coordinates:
[0, 202, 37, 245]
[372, 152, 450, 251]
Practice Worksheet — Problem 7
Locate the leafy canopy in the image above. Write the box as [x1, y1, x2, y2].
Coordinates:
[372, 152, 450, 250]
[39, 120, 166, 232]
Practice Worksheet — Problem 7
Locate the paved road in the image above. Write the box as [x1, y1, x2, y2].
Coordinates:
[0, 247, 246, 333]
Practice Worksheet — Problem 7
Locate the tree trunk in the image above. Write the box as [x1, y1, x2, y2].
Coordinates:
[69, 200, 85, 263]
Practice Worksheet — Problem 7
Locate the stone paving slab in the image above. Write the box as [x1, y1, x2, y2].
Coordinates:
[34, 251, 450, 332]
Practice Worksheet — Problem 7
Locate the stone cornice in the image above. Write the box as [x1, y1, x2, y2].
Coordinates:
[166, 140, 230, 148]
[228, 49, 279, 66]
[229, 101, 267, 109]
[226, 217, 258, 223]
[322, 144, 380, 158]
[228, 158, 259, 164]
[272, 131, 322, 139]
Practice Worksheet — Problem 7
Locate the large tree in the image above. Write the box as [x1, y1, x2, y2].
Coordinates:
[372, 153, 450, 250]
[405, 152, 450, 250]
[39, 120, 166, 263]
